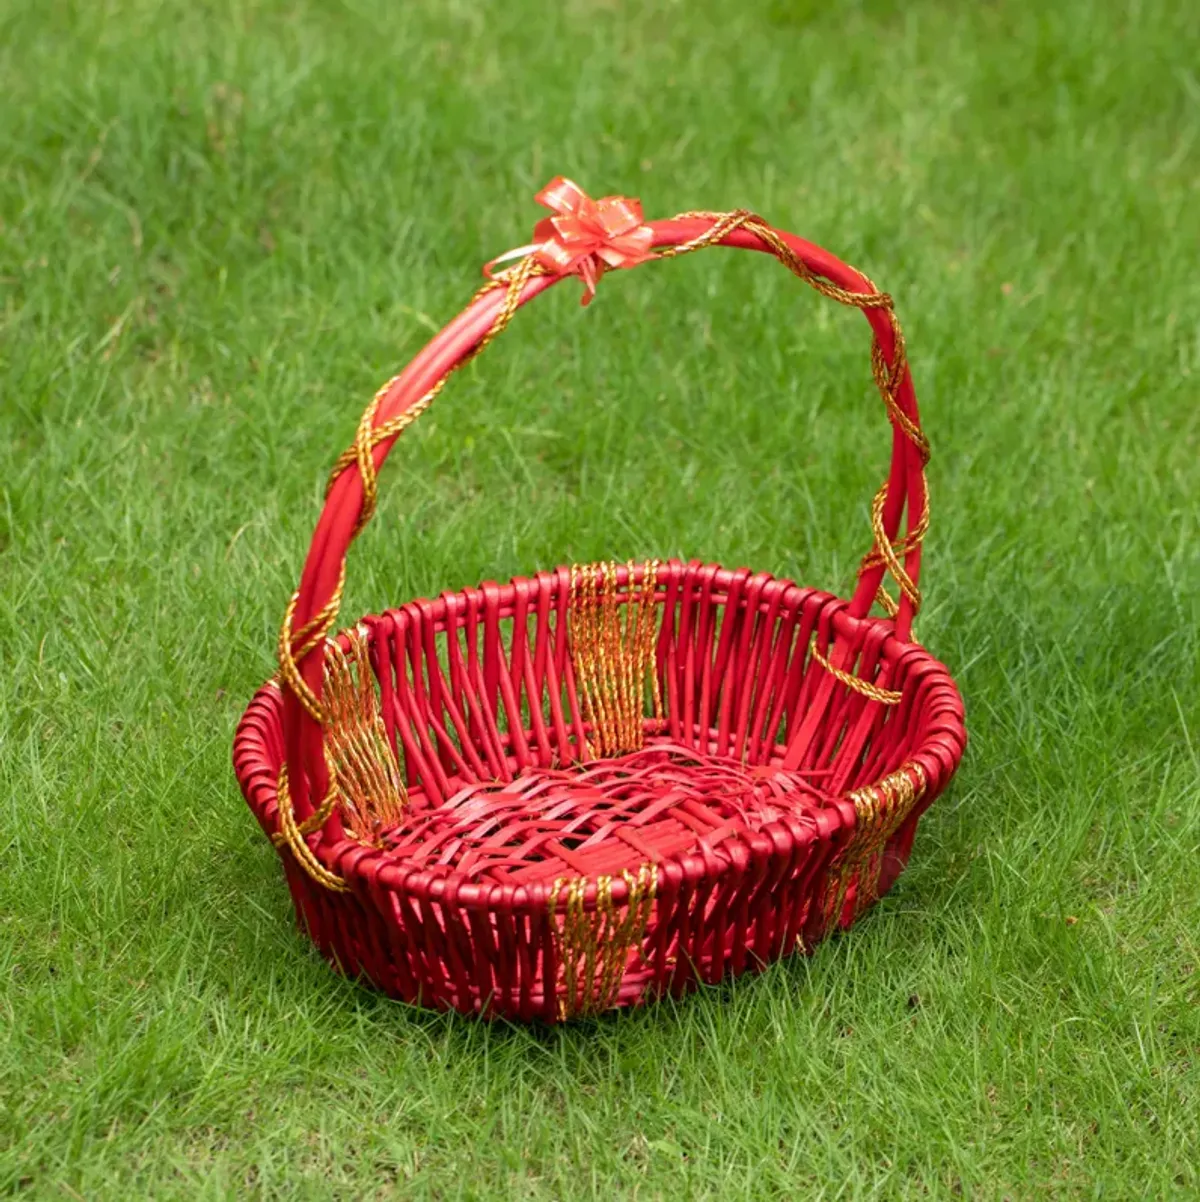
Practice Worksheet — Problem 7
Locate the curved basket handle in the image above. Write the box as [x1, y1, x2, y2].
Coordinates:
[275, 180, 931, 859]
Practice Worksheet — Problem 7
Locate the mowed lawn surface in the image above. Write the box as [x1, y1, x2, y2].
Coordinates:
[2, 0, 1198, 1196]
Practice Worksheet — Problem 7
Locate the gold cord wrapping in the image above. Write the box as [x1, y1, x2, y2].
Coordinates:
[548, 864, 657, 1019]
[822, 760, 927, 925]
[317, 626, 407, 841]
[277, 565, 347, 723]
[808, 638, 903, 705]
[863, 483, 924, 616]
[271, 627, 408, 889]
[273, 763, 350, 892]
[568, 560, 663, 758]
[663, 210, 930, 619]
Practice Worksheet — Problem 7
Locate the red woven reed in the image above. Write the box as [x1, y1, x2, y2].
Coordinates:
[233, 188, 967, 1020]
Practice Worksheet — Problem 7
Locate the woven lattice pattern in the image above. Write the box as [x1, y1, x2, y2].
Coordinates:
[380, 741, 830, 885]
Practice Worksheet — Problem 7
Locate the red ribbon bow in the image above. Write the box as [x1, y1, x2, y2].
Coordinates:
[487, 177, 655, 305]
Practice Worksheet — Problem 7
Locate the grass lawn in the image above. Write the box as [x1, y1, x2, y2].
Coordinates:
[2, 0, 1198, 1196]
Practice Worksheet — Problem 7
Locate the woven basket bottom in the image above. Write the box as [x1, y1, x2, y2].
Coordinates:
[377, 737, 836, 888]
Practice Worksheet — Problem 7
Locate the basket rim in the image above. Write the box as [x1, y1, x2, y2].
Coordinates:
[235, 564, 966, 913]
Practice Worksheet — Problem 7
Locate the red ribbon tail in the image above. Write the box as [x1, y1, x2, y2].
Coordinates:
[482, 243, 539, 280]
[577, 257, 600, 306]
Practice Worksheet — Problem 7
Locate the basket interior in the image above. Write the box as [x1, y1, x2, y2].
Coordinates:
[309, 561, 941, 891]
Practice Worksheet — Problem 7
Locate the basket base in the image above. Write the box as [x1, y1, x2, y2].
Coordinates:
[380, 735, 839, 887]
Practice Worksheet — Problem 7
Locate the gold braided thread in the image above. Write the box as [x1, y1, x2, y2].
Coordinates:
[857, 482, 928, 619]
[319, 626, 407, 842]
[663, 210, 930, 619]
[808, 638, 903, 706]
[273, 762, 349, 892]
[568, 560, 662, 758]
[548, 864, 657, 1019]
[867, 483, 922, 614]
[271, 628, 408, 888]
[277, 564, 348, 723]
[822, 760, 927, 925]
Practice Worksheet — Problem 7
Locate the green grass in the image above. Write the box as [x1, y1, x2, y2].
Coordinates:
[2, 0, 1198, 1196]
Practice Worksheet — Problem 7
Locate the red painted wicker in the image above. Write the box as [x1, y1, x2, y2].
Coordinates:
[233, 180, 966, 1021]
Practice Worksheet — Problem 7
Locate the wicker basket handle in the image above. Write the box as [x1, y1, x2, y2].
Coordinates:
[277, 182, 930, 840]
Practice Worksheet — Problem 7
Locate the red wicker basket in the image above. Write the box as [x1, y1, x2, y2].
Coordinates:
[234, 179, 966, 1021]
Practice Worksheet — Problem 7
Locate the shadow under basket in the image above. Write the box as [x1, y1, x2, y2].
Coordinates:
[233, 186, 966, 1022]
